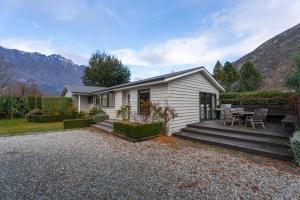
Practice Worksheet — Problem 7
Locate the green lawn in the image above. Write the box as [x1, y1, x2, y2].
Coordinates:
[0, 119, 64, 136]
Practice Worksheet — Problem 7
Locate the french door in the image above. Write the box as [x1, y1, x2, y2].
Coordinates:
[200, 92, 217, 121]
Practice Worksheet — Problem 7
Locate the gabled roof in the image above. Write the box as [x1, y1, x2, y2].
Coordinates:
[94, 66, 225, 93]
[61, 85, 107, 96]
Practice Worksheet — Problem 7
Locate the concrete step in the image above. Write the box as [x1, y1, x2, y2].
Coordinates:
[174, 131, 294, 161]
[91, 124, 113, 133]
[182, 127, 289, 148]
[98, 121, 113, 128]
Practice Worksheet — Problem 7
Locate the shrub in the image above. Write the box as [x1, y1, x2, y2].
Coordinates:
[0, 95, 28, 119]
[116, 105, 129, 120]
[42, 97, 75, 115]
[291, 131, 300, 165]
[113, 121, 162, 140]
[220, 98, 289, 105]
[64, 118, 93, 129]
[88, 106, 105, 116]
[93, 113, 109, 123]
[30, 113, 77, 122]
[25, 96, 42, 110]
[25, 108, 42, 121]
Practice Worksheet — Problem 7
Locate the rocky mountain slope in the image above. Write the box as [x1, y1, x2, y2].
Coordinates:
[233, 23, 300, 89]
[0, 46, 85, 95]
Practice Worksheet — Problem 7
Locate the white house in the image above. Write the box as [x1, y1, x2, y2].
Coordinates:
[62, 67, 224, 135]
[61, 85, 106, 112]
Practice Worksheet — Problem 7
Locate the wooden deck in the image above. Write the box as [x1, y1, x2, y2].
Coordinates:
[191, 120, 291, 137]
[173, 120, 294, 161]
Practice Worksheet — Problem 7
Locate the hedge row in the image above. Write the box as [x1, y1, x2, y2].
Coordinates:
[291, 131, 300, 165]
[113, 121, 162, 140]
[26, 96, 42, 110]
[220, 90, 294, 99]
[64, 118, 93, 129]
[28, 114, 78, 122]
[42, 96, 74, 115]
[220, 98, 289, 105]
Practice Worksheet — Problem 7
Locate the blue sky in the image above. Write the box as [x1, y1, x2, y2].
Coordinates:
[1, 0, 300, 80]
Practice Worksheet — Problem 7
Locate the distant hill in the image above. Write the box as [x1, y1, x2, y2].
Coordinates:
[0, 46, 86, 95]
[233, 23, 300, 89]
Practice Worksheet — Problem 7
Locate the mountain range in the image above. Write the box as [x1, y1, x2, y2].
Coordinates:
[0, 46, 85, 95]
[234, 23, 300, 89]
[1, 23, 300, 95]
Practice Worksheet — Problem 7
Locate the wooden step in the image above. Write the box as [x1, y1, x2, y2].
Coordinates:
[187, 123, 289, 140]
[174, 131, 294, 161]
[182, 127, 289, 148]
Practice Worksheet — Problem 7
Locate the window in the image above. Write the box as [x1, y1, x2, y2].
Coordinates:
[96, 96, 100, 106]
[101, 92, 115, 108]
[138, 89, 150, 115]
[88, 96, 94, 104]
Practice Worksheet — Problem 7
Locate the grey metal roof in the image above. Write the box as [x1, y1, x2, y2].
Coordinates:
[62, 85, 107, 95]
[94, 66, 204, 93]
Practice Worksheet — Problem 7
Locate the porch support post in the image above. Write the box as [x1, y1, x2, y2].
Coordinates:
[78, 94, 81, 113]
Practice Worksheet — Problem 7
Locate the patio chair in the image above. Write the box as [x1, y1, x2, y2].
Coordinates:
[220, 104, 232, 123]
[223, 108, 241, 127]
[260, 108, 268, 122]
[245, 109, 266, 129]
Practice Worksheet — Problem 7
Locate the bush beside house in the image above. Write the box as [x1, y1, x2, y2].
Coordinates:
[291, 131, 300, 165]
[113, 121, 162, 140]
[42, 96, 74, 115]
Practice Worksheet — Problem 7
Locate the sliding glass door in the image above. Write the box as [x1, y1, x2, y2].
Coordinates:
[199, 92, 217, 121]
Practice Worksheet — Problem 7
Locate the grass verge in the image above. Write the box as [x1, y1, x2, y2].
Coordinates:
[0, 118, 63, 136]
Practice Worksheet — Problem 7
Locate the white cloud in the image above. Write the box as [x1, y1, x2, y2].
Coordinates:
[111, 0, 300, 72]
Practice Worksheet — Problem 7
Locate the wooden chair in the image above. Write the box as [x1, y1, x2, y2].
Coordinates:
[223, 108, 241, 127]
[245, 109, 266, 129]
[220, 104, 232, 123]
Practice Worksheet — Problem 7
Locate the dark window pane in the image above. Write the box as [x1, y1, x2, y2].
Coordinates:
[88, 96, 94, 104]
[138, 89, 150, 115]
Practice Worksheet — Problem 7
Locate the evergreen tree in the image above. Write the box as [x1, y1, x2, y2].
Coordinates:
[238, 61, 262, 91]
[212, 61, 224, 85]
[284, 53, 300, 94]
[223, 61, 239, 90]
[82, 51, 131, 87]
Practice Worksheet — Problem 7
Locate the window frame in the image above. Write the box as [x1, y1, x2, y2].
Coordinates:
[101, 94, 109, 107]
[138, 89, 150, 115]
[101, 92, 115, 108]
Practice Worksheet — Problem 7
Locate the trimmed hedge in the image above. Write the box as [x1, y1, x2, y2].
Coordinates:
[291, 131, 300, 165]
[93, 113, 109, 123]
[220, 90, 294, 99]
[113, 121, 162, 140]
[29, 114, 77, 122]
[220, 91, 294, 105]
[221, 98, 289, 105]
[64, 118, 93, 129]
[25, 96, 42, 110]
[42, 97, 74, 115]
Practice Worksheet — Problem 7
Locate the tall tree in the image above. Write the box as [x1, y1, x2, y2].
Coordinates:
[284, 53, 300, 94]
[223, 61, 239, 90]
[238, 61, 262, 91]
[212, 61, 224, 86]
[82, 51, 131, 87]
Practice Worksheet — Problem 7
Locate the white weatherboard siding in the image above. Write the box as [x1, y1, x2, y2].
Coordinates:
[128, 84, 168, 121]
[102, 91, 122, 119]
[168, 72, 219, 134]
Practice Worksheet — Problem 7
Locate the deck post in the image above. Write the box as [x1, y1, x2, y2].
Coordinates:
[78, 94, 81, 113]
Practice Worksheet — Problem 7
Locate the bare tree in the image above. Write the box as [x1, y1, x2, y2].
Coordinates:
[0, 56, 12, 94]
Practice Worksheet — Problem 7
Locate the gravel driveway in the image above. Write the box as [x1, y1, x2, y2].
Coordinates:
[0, 129, 299, 200]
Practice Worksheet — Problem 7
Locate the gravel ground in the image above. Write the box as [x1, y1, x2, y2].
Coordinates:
[0, 129, 299, 200]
